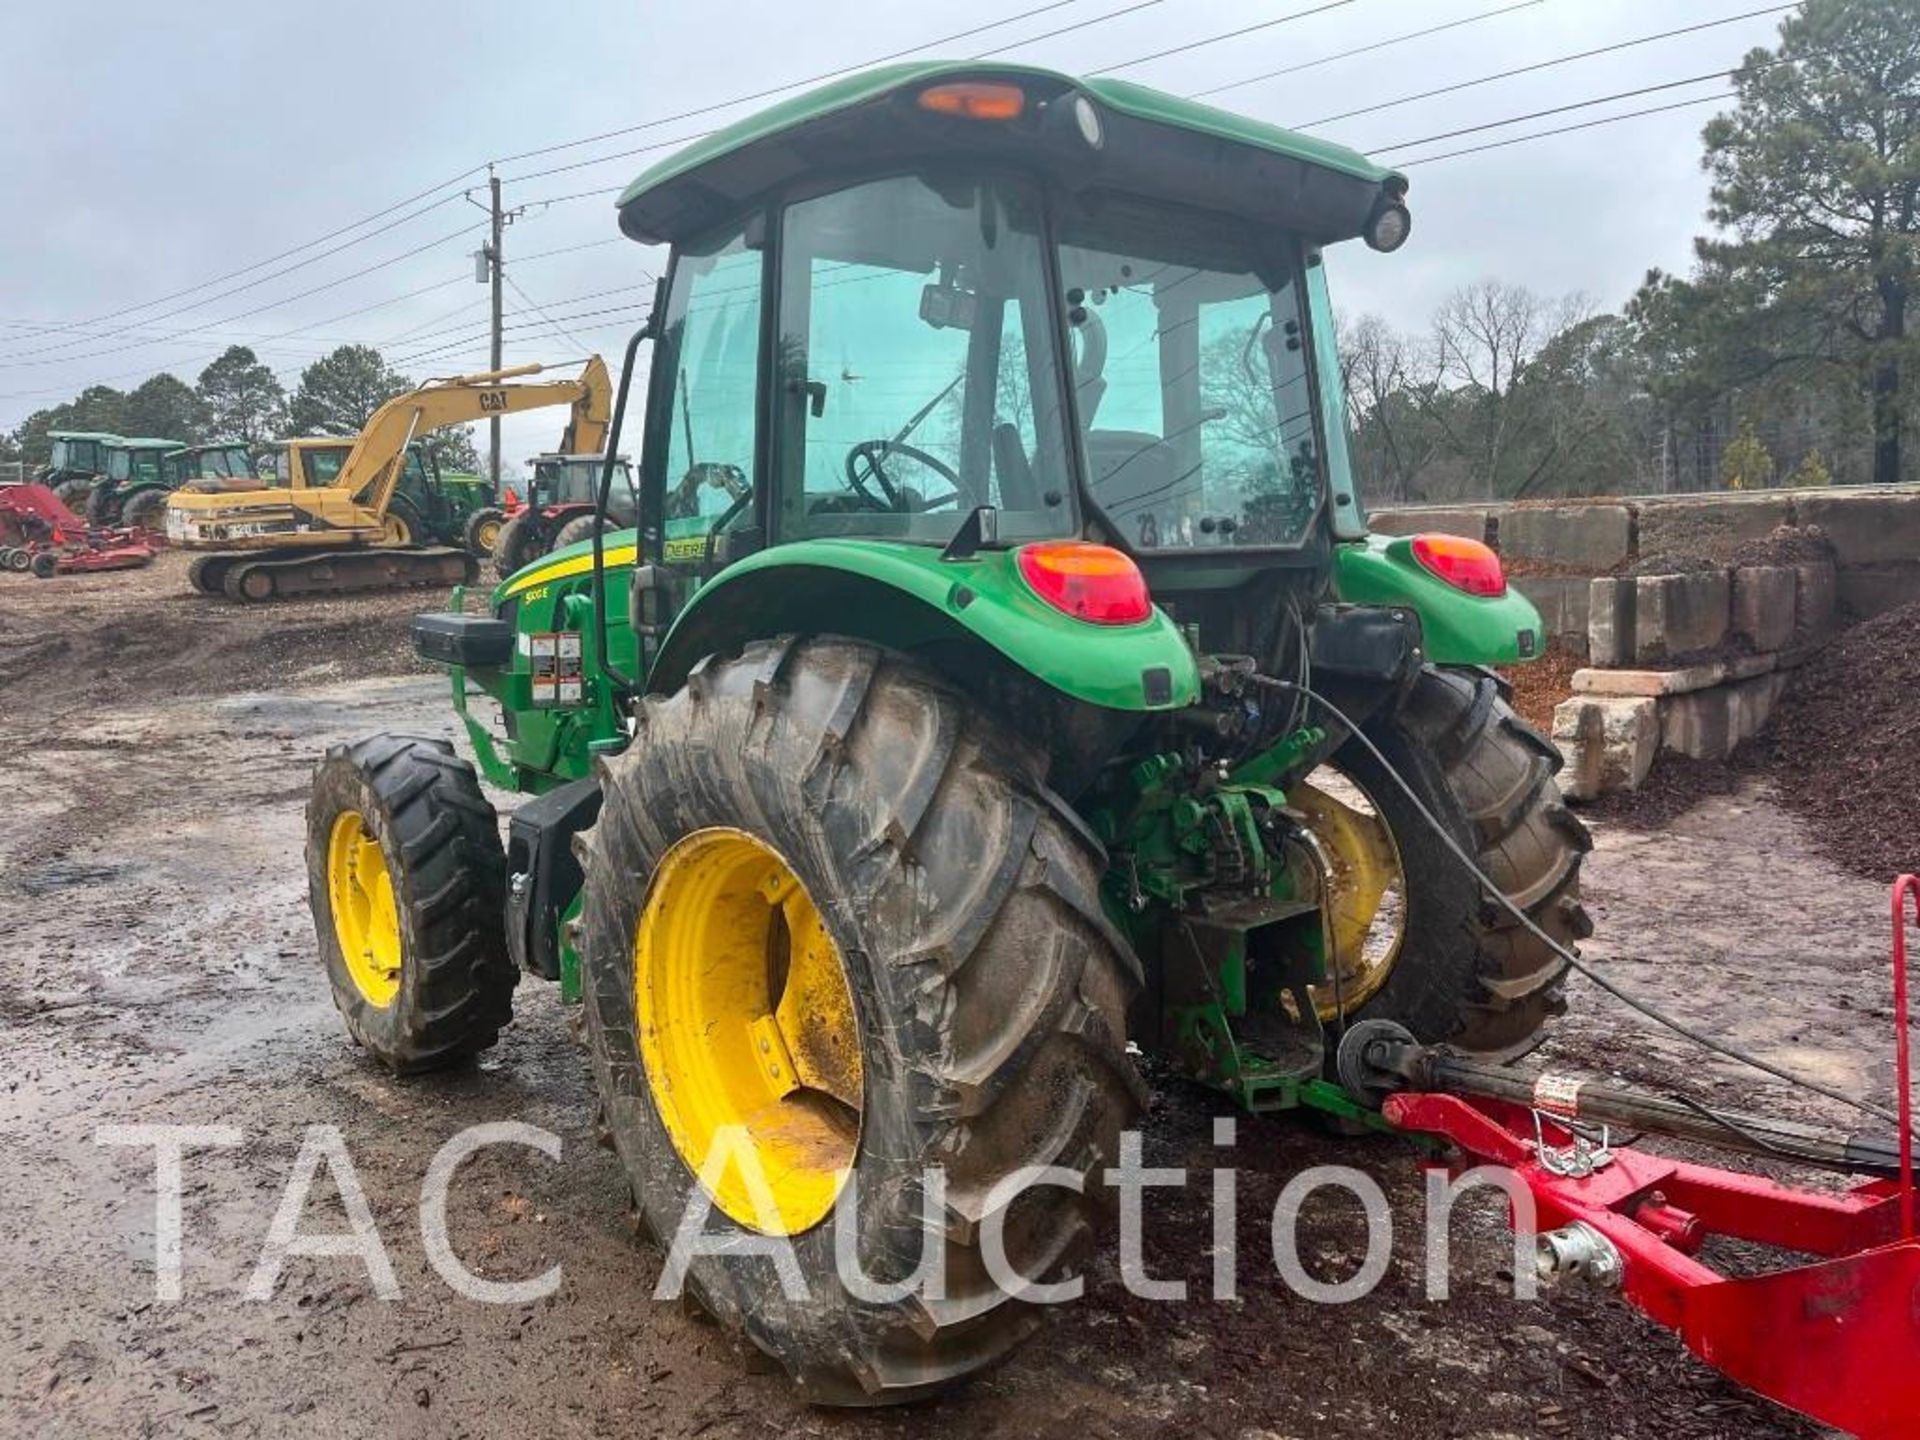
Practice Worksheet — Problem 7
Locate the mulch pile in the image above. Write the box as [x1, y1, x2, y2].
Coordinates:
[1629, 523, 1834, 578]
[1500, 643, 1579, 734]
[1740, 602, 1920, 881]
[1586, 752, 1745, 830]
[1592, 601, 1920, 879]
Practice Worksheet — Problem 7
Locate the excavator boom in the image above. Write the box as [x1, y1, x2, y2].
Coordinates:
[165, 357, 613, 601]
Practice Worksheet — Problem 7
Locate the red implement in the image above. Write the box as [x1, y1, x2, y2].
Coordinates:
[1387, 875, 1920, 1440]
[0, 482, 158, 576]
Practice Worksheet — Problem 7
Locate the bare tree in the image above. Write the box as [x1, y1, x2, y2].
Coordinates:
[1337, 313, 1436, 503]
[1420, 282, 1593, 497]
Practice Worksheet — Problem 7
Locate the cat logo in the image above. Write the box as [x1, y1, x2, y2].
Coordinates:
[479, 390, 509, 413]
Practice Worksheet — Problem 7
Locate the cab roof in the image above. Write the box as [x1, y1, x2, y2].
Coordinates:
[49, 430, 124, 443]
[616, 60, 1403, 249]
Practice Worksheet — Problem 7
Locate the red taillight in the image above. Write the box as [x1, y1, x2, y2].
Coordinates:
[1015, 542, 1152, 625]
[916, 81, 1026, 121]
[1411, 533, 1506, 597]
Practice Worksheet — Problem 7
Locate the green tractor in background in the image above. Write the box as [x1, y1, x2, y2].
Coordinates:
[39, 432, 185, 516]
[90, 441, 258, 529]
[260, 439, 504, 557]
[38, 431, 122, 509]
[307, 64, 1590, 1404]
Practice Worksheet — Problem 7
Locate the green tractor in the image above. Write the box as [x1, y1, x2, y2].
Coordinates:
[38, 431, 120, 509]
[90, 441, 257, 529]
[308, 64, 1589, 1403]
[39, 431, 188, 515]
[262, 439, 503, 556]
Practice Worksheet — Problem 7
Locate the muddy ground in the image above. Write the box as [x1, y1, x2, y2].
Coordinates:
[1, 553, 1900, 1439]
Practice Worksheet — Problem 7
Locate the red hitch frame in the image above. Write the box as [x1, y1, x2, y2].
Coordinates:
[1386, 876, 1920, 1439]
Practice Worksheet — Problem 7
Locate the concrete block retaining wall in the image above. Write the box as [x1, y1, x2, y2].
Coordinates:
[1370, 486, 1920, 657]
[1371, 485, 1919, 798]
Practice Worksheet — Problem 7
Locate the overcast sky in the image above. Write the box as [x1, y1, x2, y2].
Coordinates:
[0, 0, 1793, 469]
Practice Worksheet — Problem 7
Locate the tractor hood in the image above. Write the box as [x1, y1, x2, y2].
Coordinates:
[616, 61, 1406, 250]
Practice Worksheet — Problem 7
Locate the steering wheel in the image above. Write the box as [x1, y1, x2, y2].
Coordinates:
[844, 440, 964, 513]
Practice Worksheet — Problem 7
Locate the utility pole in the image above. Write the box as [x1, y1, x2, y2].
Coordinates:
[487, 166, 504, 490]
[470, 165, 523, 491]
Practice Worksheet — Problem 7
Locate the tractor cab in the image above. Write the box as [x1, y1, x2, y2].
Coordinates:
[602, 64, 1415, 669]
[278, 437, 465, 542]
[43, 431, 119, 484]
[525, 452, 636, 518]
[106, 438, 186, 489]
[169, 443, 256, 486]
[83, 435, 193, 525]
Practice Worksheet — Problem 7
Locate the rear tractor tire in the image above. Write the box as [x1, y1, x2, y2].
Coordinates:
[305, 734, 518, 1073]
[121, 488, 170, 535]
[492, 510, 545, 580]
[53, 478, 95, 514]
[1304, 666, 1591, 1062]
[578, 637, 1145, 1404]
[551, 514, 604, 551]
[380, 498, 425, 547]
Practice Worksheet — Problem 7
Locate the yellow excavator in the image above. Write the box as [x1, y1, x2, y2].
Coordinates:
[166, 357, 610, 601]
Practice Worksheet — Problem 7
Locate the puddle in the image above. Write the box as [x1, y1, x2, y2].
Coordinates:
[12, 860, 135, 896]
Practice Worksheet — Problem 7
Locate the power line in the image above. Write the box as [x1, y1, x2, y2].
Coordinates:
[505, 275, 593, 352]
[0, 234, 627, 405]
[1089, 0, 1355, 74]
[3, 3, 1137, 349]
[2, 192, 473, 365]
[492, 0, 1117, 168]
[1370, 69, 1737, 153]
[502, 0, 1193, 189]
[1297, 2, 1795, 129]
[1393, 90, 1733, 166]
[1190, 0, 1546, 100]
[2, 164, 486, 343]
[0, 221, 486, 371]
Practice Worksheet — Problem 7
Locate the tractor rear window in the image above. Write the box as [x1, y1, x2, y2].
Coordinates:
[1056, 197, 1323, 550]
[772, 172, 1074, 545]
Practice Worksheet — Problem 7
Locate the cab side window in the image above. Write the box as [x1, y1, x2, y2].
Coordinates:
[655, 226, 763, 565]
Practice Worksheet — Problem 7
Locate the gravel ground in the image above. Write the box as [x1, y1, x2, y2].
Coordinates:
[1, 559, 1899, 1439]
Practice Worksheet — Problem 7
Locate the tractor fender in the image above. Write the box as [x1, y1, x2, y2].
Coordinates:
[1332, 534, 1545, 667]
[647, 539, 1200, 714]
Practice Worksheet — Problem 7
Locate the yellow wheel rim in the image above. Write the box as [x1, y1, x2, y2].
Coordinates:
[634, 828, 863, 1236]
[1294, 769, 1407, 1018]
[326, 810, 403, 1008]
[474, 518, 502, 551]
[381, 513, 413, 545]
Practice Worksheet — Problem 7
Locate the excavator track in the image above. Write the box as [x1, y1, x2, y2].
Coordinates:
[205, 546, 478, 603]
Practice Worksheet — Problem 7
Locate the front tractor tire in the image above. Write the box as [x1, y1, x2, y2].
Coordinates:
[577, 637, 1144, 1405]
[305, 734, 518, 1072]
[1323, 667, 1592, 1062]
[463, 506, 505, 558]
